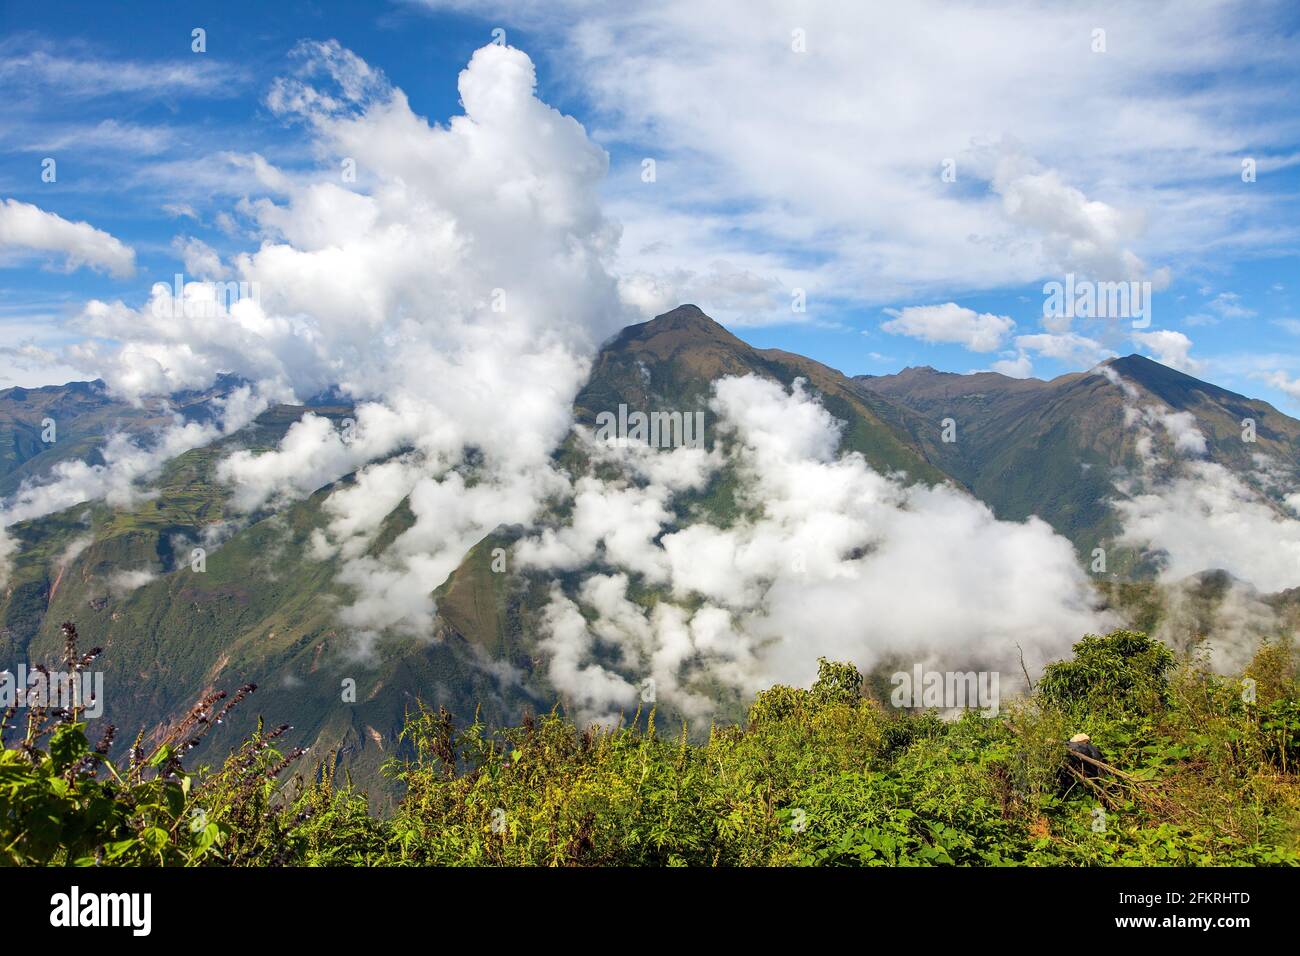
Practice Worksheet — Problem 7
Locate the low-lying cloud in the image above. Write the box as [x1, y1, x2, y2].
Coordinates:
[1104, 365, 1300, 611]
[520, 375, 1110, 724]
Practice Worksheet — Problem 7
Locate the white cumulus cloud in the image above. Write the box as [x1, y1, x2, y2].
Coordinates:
[882, 303, 1015, 352]
[0, 198, 135, 277]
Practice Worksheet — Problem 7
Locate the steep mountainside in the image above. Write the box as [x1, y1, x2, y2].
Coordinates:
[0, 376, 266, 498]
[0, 381, 156, 499]
[853, 354, 1300, 559]
[576, 305, 947, 483]
[3, 307, 1298, 798]
[0, 306, 954, 796]
[1, 401, 544, 807]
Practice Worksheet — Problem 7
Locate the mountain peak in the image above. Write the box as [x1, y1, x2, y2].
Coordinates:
[659, 303, 707, 319]
[1103, 353, 1161, 372]
[1103, 353, 1248, 406]
[608, 304, 746, 352]
[645, 303, 725, 333]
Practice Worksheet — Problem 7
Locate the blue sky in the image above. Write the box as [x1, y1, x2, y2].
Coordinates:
[2, 0, 1299, 412]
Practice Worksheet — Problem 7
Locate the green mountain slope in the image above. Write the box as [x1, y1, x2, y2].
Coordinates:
[578, 304, 948, 482]
[4, 308, 1298, 799]
[1, 403, 545, 807]
[853, 355, 1300, 561]
[0, 381, 153, 498]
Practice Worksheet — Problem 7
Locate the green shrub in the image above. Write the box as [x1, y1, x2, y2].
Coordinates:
[4, 624, 1297, 867]
[1037, 629, 1175, 719]
[0, 623, 306, 866]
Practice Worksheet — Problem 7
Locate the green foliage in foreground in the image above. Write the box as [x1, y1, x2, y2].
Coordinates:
[3, 628, 1298, 866]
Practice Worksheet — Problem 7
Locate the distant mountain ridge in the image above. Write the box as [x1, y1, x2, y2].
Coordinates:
[854, 352, 1300, 558]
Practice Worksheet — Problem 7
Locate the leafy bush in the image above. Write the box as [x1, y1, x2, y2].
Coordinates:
[0, 623, 306, 865]
[1037, 629, 1175, 719]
